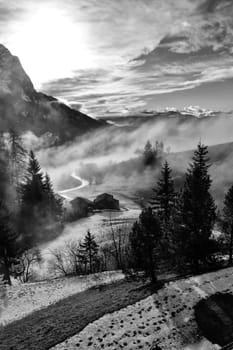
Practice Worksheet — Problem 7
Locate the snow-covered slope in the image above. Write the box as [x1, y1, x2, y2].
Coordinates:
[52, 268, 233, 350]
[0, 271, 124, 326]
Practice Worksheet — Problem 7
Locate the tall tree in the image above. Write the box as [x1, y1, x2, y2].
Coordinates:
[0, 201, 19, 285]
[21, 151, 45, 205]
[19, 151, 46, 247]
[7, 129, 28, 209]
[0, 133, 10, 203]
[151, 161, 176, 224]
[20, 151, 63, 246]
[129, 207, 161, 283]
[180, 143, 216, 270]
[151, 161, 177, 263]
[143, 141, 156, 166]
[8, 129, 27, 185]
[80, 231, 99, 274]
[223, 184, 233, 265]
[43, 173, 63, 220]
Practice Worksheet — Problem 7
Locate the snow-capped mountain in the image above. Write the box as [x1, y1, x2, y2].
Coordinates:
[164, 106, 216, 118]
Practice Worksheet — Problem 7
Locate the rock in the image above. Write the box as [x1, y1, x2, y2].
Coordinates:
[93, 193, 120, 210]
[194, 293, 233, 347]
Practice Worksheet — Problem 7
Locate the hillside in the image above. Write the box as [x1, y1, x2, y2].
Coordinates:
[75, 141, 233, 209]
[2, 267, 233, 349]
[51, 268, 232, 350]
[0, 44, 104, 144]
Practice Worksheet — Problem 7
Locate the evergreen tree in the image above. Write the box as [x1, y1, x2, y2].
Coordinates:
[151, 161, 176, 224]
[0, 133, 10, 203]
[21, 151, 45, 205]
[0, 201, 19, 285]
[7, 129, 28, 208]
[43, 173, 63, 220]
[180, 143, 216, 270]
[8, 129, 27, 185]
[150, 161, 177, 264]
[20, 151, 63, 246]
[129, 207, 161, 283]
[223, 184, 233, 264]
[20, 151, 48, 247]
[80, 231, 99, 274]
[143, 141, 156, 166]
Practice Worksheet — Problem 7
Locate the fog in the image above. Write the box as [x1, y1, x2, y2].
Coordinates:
[30, 113, 233, 197]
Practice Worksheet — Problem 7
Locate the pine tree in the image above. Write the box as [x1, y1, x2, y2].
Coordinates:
[150, 161, 177, 264]
[20, 152, 63, 246]
[43, 173, 63, 219]
[180, 143, 216, 270]
[80, 231, 99, 274]
[19, 151, 47, 247]
[223, 184, 233, 264]
[129, 207, 161, 283]
[143, 141, 156, 166]
[0, 133, 10, 203]
[151, 161, 176, 224]
[7, 129, 28, 209]
[8, 129, 27, 185]
[0, 201, 20, 285]
[21, 151, 45, 205]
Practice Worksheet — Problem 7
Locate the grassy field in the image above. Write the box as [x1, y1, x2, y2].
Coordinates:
[0, 279, 153, 350]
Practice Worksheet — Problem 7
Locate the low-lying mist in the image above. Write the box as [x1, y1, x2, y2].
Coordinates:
[27, 112, 233, 207]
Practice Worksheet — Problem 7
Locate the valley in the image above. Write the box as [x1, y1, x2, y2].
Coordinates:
[1, 1, 233, 348]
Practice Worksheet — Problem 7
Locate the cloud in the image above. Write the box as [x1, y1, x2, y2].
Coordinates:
[197, 0, 232, 14]
[1, 0, 233, 114]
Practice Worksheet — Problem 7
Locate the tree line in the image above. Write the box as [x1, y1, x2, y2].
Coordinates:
[129, 142, 233, 283]
[44, 142, 233, 284]
[0, 130, 63, 285]
[3, 139, 233, 285]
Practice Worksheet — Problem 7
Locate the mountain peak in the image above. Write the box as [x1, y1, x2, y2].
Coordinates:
[0, 44, 12, 58]
[0, 43, 103, 143]
[0, 44, 35, 97]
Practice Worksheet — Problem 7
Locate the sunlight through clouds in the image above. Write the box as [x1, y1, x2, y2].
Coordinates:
[1, 0, 233, 114]
[6, 6, 95, 86]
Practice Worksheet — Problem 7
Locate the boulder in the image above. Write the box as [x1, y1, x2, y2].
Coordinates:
[93, 193, 120, 210]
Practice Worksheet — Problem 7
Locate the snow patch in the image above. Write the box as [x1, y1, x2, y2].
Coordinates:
[0, 271, 124, 326]
[52, 267, 233, 350]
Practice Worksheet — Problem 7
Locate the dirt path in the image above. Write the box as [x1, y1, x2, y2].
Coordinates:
[0, 279, 152, 350]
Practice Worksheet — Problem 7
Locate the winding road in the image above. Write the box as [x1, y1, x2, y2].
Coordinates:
[58, 172, 89, 200]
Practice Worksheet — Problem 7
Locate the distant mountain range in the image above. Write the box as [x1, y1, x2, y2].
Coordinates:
[98, 107, 228, 127]
[0, 44, 104, 144]
[162, 106, 217, 118]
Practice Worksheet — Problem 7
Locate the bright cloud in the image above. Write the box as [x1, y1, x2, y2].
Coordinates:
[0, 0, 233, 115]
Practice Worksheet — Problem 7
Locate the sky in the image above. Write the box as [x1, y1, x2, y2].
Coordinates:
[0, 0, 233, 117]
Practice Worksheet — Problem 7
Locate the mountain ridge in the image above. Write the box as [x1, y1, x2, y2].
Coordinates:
[0, 44, 104, 144]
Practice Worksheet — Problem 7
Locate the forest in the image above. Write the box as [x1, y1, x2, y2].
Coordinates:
[2, 133, 233, 287]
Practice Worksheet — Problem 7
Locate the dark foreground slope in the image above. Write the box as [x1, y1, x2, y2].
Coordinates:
[0, 279, 151, 350]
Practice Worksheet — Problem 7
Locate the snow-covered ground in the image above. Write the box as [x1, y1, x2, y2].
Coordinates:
[51, 268, 233, 350]
[0, 271, 124, 326]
